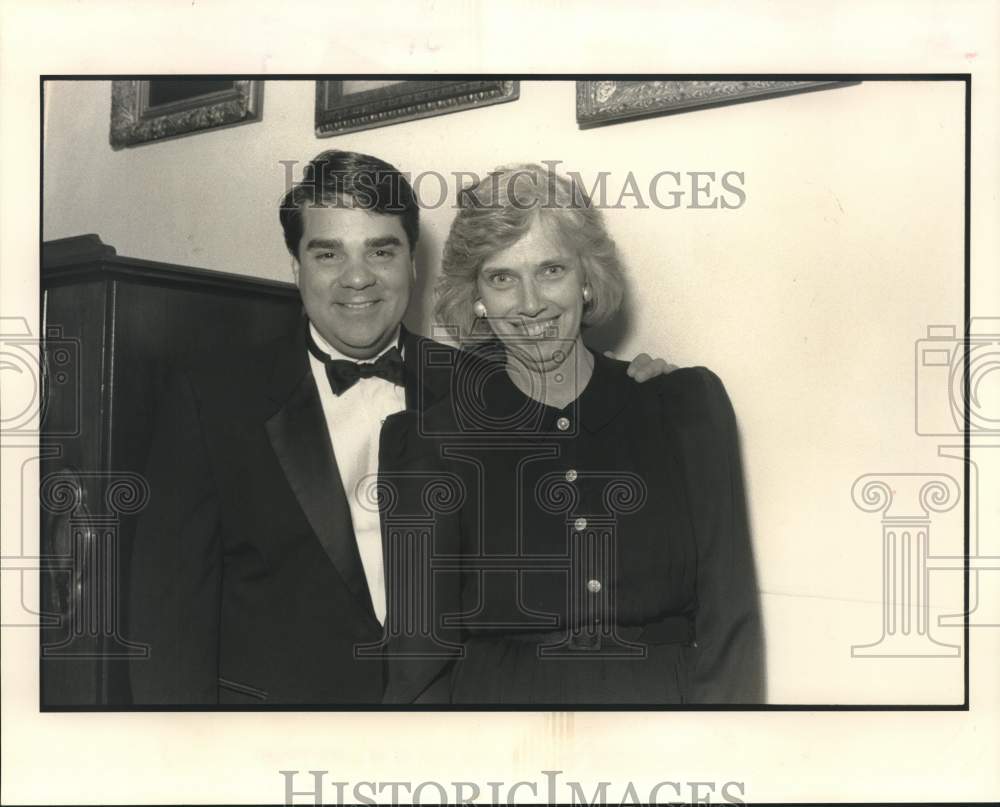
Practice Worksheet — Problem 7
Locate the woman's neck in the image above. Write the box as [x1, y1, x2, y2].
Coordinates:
[505, 335, 594, 409]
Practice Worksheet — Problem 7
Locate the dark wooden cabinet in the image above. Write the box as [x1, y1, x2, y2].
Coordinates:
[40, 235, 301, 707]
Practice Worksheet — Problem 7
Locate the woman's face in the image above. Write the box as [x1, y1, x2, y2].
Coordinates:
[477, 216, 586, 371]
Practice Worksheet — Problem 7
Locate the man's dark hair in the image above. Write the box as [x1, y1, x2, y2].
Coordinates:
[279, 149, 419, 258]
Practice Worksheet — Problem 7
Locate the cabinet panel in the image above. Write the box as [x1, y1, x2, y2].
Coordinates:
[40, 235, 300, 707]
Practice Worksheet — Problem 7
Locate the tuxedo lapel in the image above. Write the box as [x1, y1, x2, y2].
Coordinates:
[264, 321, 377, 623]
[381, 329, 466, 702]
[400, 326, 452, 413]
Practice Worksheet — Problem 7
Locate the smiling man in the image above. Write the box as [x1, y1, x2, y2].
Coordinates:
[295, 207, 413, 356]
[128, 150, 670, 705]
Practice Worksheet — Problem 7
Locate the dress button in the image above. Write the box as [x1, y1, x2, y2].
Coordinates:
[574, 517, 588, 531]
[587, 579, 602, 594]
[556, 416, 570, 431]
[565, 469, 578, 482]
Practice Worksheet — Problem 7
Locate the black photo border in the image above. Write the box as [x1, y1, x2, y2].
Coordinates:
[37, 73, 972, 716]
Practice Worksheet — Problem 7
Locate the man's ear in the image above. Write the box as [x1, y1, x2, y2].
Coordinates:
[290, 256, 300, 286]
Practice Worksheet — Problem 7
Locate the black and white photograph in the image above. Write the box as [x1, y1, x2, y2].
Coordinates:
[2, 2, 999, 806]
[36, 76, 967, 710]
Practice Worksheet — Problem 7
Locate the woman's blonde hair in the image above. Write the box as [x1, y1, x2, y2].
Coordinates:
[435, 163, 625, 341]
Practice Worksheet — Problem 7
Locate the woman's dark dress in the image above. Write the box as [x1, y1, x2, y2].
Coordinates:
[381, 344, 765, 705]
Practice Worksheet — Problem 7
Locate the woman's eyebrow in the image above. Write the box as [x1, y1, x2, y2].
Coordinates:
[482, 255, 569, 272]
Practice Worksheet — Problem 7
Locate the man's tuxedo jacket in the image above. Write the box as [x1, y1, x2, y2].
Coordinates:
[127, 319, 459, 705]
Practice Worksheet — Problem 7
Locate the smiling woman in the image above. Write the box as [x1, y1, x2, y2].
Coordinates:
[476, 217, 589, 392]
[383, 163, 766, 705]
[436, 165, 623, 342]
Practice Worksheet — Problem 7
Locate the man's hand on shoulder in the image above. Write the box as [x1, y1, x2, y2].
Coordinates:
[606, 350, 679, 382]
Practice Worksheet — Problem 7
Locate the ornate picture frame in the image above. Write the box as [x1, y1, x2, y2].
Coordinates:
[576, 80, 856, 129]
[315, 80, 519, 138]
[109, 80, 263, 149]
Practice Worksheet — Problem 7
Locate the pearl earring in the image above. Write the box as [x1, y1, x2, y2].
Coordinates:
[582, 284, 593, 304]
[473, 299, 488, 318]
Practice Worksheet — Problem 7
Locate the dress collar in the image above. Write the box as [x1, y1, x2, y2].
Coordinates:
[475, 340, 634, 434]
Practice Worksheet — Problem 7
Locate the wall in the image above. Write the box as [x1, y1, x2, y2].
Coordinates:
[43, 79, 967, 703]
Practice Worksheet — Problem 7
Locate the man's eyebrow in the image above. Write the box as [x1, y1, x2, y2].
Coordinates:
[305, 238, 343, 250]
[365, 236, 403, 248]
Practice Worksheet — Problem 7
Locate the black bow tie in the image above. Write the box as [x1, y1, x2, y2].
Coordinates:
[307, 331, 405, 395]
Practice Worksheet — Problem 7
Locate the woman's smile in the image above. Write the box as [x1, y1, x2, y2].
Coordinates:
[515, 315, 561, 337]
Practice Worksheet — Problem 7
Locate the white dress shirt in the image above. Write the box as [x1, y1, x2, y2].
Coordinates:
[307, 323, 406, 625]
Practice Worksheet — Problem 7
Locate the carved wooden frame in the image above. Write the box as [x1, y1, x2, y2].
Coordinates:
[315, 80, 519, 137]
[576, 80, 856, 129]
[109, 80, 263, 149]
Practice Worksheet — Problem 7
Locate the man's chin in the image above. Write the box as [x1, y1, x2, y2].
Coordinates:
[318, 324, 397, 359]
